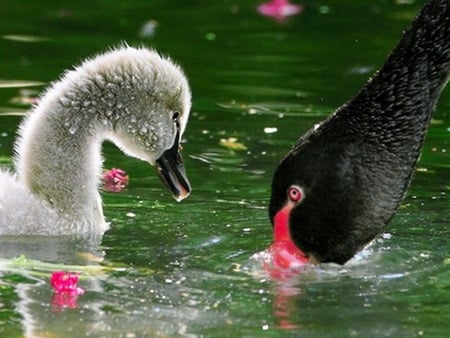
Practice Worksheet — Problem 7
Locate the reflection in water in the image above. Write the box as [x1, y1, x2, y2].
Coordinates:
[246, 247, 314, 331]
[244, 241, 391, 332]
[272, 280, 302, 329]
[0, 235, 229, 337]
[245, 223, 450, 336]
[0, 235, 105, 337]
[51, 289, 81, 311]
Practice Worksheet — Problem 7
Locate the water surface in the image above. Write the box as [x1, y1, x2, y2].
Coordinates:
[0, 1, 449, 337]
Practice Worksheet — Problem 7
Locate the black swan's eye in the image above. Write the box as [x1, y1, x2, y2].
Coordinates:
[288, 185, 303, 203]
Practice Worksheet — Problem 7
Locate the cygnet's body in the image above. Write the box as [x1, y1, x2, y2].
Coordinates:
[0, 46, 192, 235]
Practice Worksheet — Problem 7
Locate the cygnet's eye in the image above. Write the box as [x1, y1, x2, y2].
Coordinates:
[288, 185, 303, 203]
[172, 111, 180, 122]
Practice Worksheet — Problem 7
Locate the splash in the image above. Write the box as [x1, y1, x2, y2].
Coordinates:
[249, 242, 309, 279]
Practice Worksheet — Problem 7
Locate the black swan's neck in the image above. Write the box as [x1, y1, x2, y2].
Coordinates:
[339, 0, 450, 145]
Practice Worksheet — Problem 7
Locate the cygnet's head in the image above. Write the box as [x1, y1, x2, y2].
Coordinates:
[69, 46, 192, 200]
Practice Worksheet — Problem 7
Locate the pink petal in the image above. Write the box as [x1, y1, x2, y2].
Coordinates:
[50, 271, 84, 294]
[102, 168, 129, 192]
[258, 0, 303, 20]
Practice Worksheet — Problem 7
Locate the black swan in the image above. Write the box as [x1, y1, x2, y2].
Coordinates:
[269, 0, 450, 265]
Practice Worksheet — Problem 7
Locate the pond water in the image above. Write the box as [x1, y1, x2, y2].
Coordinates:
[0, 0, 449, 337]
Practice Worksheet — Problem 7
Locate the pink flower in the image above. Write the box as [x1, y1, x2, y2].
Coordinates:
[102, 168, 129, 192]
[50, 271, 84, 294]
[50, 271, 84, 311]
[258, 0, 303, 21]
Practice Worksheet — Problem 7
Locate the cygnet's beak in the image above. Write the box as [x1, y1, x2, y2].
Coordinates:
[155, 130, 191, 201]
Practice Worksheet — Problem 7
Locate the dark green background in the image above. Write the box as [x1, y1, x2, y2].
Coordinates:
[0, 1, 449, 337]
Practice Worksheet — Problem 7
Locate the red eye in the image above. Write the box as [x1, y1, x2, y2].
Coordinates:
[288, 185, 303, 203]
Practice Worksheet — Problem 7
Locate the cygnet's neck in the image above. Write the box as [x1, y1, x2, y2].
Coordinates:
[14, 57, 155, 232]
[16, 82, 119, 232]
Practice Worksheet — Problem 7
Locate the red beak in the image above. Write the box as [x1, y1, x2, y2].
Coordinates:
[269, 205, 309, 269]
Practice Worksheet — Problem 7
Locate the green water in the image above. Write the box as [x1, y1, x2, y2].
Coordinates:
[0, 1, 449, 337]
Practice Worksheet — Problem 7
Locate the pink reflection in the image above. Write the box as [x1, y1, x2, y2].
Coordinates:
[258, 0, 303, 21]
[251, 246, 308, 328]
[51, 291, 81, 311]
[262, 244, 305, 328]
[272, 281, 302, 329]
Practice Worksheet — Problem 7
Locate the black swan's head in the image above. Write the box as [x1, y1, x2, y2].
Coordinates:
[268, 83, 443, 264]
[268, 124, 397, 265]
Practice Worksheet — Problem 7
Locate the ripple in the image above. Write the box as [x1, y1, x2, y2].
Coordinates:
[0, 80, 45, 88]
[217, 101, 332, 117]
[2, 34, 49, 43]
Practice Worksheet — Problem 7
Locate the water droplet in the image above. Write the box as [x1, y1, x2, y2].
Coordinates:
[382, 233, 392, 239]
[95, 74, 105, 85]
[319, 5, 330, 14]
[68, 125, 78, 135]
[264, 127, 278, 134]
[113, 75, 123, 83]
[139, 20, 158, 39]
[205, 32, 216, 41]
[59, 96, 71, 106]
